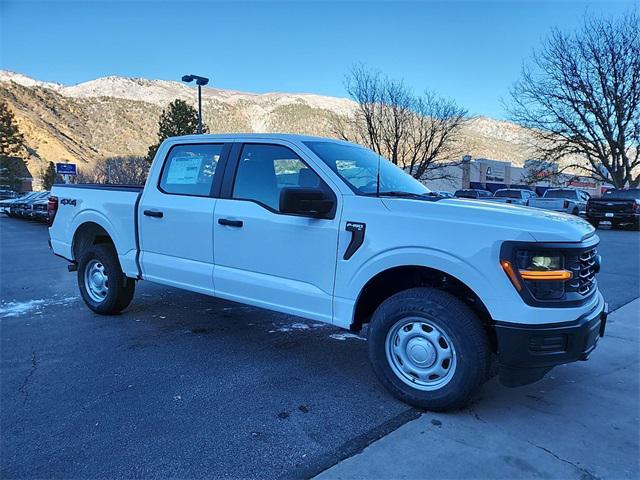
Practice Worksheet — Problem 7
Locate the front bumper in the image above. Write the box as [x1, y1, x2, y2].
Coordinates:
[495, 299, 608, 387]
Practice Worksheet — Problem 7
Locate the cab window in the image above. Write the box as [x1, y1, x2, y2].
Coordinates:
[233, 144, 329, 212]
[159, 144, 223, 196]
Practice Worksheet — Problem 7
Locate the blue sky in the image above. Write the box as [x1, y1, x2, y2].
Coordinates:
[1, 0, 635, 118]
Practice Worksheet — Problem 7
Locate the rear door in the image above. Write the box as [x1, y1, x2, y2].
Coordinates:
[138, 142, 230, 295]
[213, 141, 341, 323]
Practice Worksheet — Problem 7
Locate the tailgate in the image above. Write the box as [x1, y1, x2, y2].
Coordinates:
[530, 199, 564, 209]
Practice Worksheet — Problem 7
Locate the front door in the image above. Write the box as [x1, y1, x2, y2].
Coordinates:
[138, 142, 228, 295]
[213, 142, 341, 323]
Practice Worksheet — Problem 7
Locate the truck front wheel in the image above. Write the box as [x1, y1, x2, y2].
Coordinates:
[368, 288, 490, 411]
[77, 244, 135, 315]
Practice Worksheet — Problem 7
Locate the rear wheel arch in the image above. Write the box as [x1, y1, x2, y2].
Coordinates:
[72, 222, 115, 261]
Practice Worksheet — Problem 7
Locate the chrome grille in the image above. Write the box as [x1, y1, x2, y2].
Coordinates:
[577, 248, 597, 295]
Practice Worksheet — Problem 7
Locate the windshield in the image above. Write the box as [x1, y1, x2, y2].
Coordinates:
[602, 189, 640, 200]
[544, 190, 577, 199]
[494, 190, 522, 199]
[304, 141, 430, 196]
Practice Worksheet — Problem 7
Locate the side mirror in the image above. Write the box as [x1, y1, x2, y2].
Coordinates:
[279, 187, 335, 218]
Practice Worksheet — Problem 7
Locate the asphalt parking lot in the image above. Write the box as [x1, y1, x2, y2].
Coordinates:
[1, 216, 638, 479]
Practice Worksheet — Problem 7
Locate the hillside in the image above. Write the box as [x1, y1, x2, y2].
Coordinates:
[0, 71, 537, 183]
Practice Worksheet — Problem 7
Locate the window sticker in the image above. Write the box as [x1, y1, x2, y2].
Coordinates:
[166, 156, 203, 184]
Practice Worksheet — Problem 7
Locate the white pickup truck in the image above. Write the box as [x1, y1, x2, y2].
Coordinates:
[48, 134, 607, 410]
[527, 188, 591, 216]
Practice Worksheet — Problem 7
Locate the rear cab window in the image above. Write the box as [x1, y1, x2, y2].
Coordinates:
[602, 189, 640, 200]
[495, 190, 523, 199]
[159, 144, 224, 196]
[544, 190, 578, 199]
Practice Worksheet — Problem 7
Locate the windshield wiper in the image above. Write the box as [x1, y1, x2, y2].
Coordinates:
[363, 191, 432, 199]
[379, 191, 431, 198]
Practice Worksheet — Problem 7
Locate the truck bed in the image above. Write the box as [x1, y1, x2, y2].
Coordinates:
[53, 184, 144, 192]
[49, 183, 143, 278]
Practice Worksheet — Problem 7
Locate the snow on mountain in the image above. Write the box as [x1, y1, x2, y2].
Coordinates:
[0, 71, 355, 114]
[0, 71, 63, 90]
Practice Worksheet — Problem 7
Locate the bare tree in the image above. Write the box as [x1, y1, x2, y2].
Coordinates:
[77, 156, 149, 185]
[337, 65, 468, 180]
[508, 11, 640, 188]
[403, 91, 468, 180]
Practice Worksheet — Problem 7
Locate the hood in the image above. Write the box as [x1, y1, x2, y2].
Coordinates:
[382, 197, 594, 243]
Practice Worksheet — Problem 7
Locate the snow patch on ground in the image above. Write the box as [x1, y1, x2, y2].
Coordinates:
[329, 333, 366, 341]
[0, 296, 79, 318]
[269, 322, 328, 333]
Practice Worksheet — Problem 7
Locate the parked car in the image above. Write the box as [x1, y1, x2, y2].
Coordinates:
[453, 188, 493, 199]
[0, 189, 18, 200]
[587, 188, 640, 229]
[10, 191, 49, 217]
[49, 134, 607, 411]
[2, 192, 39, 216]
[527, 188, 590, 216]
[486, 188, 537, 206]
[29, 197, 50, 221]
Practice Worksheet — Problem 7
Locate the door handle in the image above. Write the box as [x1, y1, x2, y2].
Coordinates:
[218, 218, 243, 228]
[143, 210, 163, 218]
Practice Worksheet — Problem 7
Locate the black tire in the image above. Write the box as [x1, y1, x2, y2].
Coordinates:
[77, 244, 135, 315]
[611, 221, 621, 230]
[571, 207, 579, 216]
[588, 218, 599, 228]
[367, 287, 491, 411]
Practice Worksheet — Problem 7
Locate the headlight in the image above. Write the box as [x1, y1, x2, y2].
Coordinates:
[502, 250, 573, 300]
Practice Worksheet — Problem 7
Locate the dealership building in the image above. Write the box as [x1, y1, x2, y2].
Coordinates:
[425, 156, 606, 197]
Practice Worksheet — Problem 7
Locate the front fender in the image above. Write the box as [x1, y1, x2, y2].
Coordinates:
[349, 246, 491, 298]
[332, 246, 512, 329]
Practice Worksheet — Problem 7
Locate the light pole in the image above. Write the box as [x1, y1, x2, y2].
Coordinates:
[181, 74, 209, 134]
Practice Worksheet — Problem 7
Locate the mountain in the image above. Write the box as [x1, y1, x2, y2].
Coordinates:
[0, 71, 536, 184]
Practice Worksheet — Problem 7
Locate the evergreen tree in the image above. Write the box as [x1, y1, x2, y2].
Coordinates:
[41, 161, 57, 190]
[146, 100, 207, 163]
[0, 101, 24, 157]
[0, 101, 28, 191]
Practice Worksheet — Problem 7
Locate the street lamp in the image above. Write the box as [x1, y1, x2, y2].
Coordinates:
[181, 74, 209, 134]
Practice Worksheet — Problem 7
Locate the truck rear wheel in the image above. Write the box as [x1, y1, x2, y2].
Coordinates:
[367, 288, 490, 411]
[77, 244, 135, 315]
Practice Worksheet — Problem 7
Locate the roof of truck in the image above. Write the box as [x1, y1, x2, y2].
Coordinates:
[169, 133, 350, 144]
